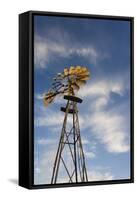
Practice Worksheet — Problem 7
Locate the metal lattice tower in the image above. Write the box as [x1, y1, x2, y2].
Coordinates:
[43, 66, 90, 184]
[51, 95, 88, 184]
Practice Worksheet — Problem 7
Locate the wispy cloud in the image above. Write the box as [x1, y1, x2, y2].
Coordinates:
[35, 93, 45, 100]
[35, 111, 63, 127]
[77, 76, 130, 153]
[90, 111, 129, 153]
[37, 138, 56, 145]
[34, 30, 104, 69]
[34, 104, 85, 129]
[78, 77, 127, 99]
[88, 170, 114, 181]
[34, 147, 56, 184]
[84, 151, 96, 159]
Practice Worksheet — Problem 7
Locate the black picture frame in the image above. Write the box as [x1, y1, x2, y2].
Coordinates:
[19, 10, 134, 189]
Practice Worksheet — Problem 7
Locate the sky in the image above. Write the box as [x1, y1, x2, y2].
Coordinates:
[34, 15, 131, 185]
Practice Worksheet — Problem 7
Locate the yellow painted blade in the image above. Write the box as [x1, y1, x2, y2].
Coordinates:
[69, 66, 75, 71]
[78, 71, 90, 76]
[63, 89, 69, 94]
[77, 75, 90, 80]
[76, 66, 82, 70]
[75, 67, 89, 75]
[74, 69, 81, 75]
[44, 96, 55, 106]
[69, 67, 76, 75]
[81, 67, 88, 72]
[43, 91, 56, 106]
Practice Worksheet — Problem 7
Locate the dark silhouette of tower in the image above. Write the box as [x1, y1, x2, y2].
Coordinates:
[51, 95, 88, 184]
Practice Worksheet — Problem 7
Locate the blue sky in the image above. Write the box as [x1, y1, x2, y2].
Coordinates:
[34, 15, 131, 185]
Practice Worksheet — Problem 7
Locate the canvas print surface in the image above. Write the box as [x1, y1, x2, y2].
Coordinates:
[34, 15, 131, 185]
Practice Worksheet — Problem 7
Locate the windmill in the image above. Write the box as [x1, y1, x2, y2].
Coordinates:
[44, 66, 90, 184]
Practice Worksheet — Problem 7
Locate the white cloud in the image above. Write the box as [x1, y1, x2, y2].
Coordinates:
[77, 77, 130, 153]
[35, 93, 44, 100]
[82, 139, 97, 159]
[94, 96, 108, 110]
[78, 78, 126, 98]
[84, 151, 96, 159]
[34, 34, 100, 68]
[81, 138, 90, 145]
[34, 104, 85, 129]
[35, 112, 63, 127]
[34, 147, 57, 184]
[88, 170, 114, 181]
[90, 111, 129, 153]
[37, 138, 56, 145]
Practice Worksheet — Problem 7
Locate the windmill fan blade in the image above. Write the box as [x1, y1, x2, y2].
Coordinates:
[63, 88, 69, 94]
[70, 66, 75, 70]
[78, 71, 90, 76]
[81, 67, 88, 72]
[52, 82, 63, 89]
[76, 67, 89, 75]
[71, 82, 80, 90]
[44, 90, 57, 101]
[44, 95, 55, 106]
[64, 68, 69, 76]
[60, 87, 69, 95]
[44, 91, 54, 98]
[69, 69, 75, 75]
[75, 68, 82, 74]
[75, 66, 82, 70]
[73, 66, 83, 75]
[79, 77, 89, 81]
[69, 66, 76, 75]
[76, 79, 86, 86]
[57, 73, 65, 79]
[52, 81, 62, 86]
[57, 85, 66, 93]
[77, 75, 90, 81]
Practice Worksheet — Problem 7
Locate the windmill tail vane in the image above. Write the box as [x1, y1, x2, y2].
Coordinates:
[43, 66, 90, 184]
